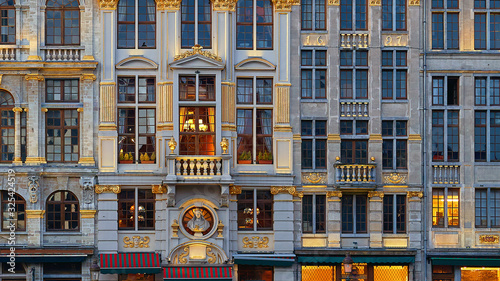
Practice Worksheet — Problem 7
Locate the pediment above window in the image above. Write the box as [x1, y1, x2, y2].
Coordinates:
[170, 54, 225, 70]
[235, 57, 276, 71]
[116, 56, 158, 70]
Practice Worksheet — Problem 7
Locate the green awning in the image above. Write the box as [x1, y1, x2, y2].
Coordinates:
[298, 256, 414, 264]
[233, 254, 295, 267]
[431, 258, 500, 266]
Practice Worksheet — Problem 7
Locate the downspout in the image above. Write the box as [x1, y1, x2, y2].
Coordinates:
[421, 0, 428, 280]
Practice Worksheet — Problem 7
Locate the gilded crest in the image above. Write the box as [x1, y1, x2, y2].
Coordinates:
[174, 45, 222, 62]
[383, 173, 408, 184]
[302, 172, 327, 184]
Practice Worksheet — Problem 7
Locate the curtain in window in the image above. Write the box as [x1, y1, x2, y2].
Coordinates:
[179, 107, 187, 131]
[147, 0, 155, 21]
[261, 110, 272, 152]
[208, 107, 215, 133]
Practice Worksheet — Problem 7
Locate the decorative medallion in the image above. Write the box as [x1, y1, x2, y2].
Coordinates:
[383, 172, 408, 184]
[229, 185, 242, 195]
[479, 235, 499, 244]
[302, 172, 327, 184]
[174, 45, 222, 62]
[180, 204, 218, 239]
[95, 185, 121, 194]
[407, 191, 423, 198]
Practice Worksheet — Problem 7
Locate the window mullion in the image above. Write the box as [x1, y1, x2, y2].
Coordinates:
[253, 0, 257, 50]
[352, 1, 356, 31]
[353, 195, 357, 233]
[392, 0, 397, 31]
[444, 188, 449, 227]
[312, 0, 316, 31]
[195, 0, 199, 45]
[487, 109, 491, 162]
[253, 189, 258, 231]
[135, 188, 139, 231]
[135, 0, 139, 49]
[393, 194, 397, 234]
[312, 194, 317, 234]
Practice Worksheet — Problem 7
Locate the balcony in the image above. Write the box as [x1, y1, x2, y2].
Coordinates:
[432, 165, 460, 184]
[340, 101, 369, 117]
[166, 155, 232, 183]
[340, 33, 369, 49]
[42, 46, 84, 61]
[335, 159, 377, 187]
[0, 46, 16, 61]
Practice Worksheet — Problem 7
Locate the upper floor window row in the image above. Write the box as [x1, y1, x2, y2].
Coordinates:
[46, 0, 80, 46]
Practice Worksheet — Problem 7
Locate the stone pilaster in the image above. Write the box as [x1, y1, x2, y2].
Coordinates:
[271, 187, 300, 253]
[327, 191, 342, 247]
[157, 82, 174, 131]
[97, 192, 119, 252]
[12, 107, 22, 164]
[24, 75, 45, 165]
[407, 191, 423, 249]
[26, 210, 44, 246]
[81, 210, 97, 246]
[221, 82, 236, 131]
[79, 75, 96, 165]
[368, 191, 384, 248]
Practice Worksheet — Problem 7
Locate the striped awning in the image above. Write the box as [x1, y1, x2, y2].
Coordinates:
[100, 253, 161, 274]
[163, 266, 233, 280]
[233, 253, 296, 267]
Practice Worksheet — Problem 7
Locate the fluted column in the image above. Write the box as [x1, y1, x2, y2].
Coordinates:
[221, 82, 236, 131]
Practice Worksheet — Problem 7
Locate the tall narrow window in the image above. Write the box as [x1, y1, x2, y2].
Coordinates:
[236, 0, 273, 49]
[475, 110, 500, 162]
[302, 194, 326, 233]
[301, 50, 327, 99]
[46, 0, 80, 45]
[382, 0, 406, 31]
[340, 0, 367, 30]
[382, 120, 407, 169]
[118, 188, 155, 230]
[118, 76, 156, 163]
[0, 0, 15, 44]
[432, 188, 459, 228]
[431, 0, 459, 50]
[475, 76, 500, 106]
[46, 110, 79, 162]
[342, 194, 367, 233]
[46, 191, 79, 231]
[301, 120, 327, 169]
[474, 0, 500, 50]
[0, 90, 14, 162]
[381, 50, 407, 100]
[475, 188, 500, 228]
[340, 50, 368, 99]
[432, 110, 459, 162]
[301, 0, 326, 30]
[179, 107, 215, 155]
[181, 0, 211, 48]
[118, 0, 156, 49]
[236, 78, 273, 164]
[237, 189, 273, 231]
[383, 194, 406, 233]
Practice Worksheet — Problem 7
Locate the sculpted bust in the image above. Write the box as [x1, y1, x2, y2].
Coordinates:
[187, 208, 210, 232]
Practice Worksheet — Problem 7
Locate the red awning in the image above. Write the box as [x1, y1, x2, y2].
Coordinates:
[163, 266, 233, 280]
[100, 253, 161, 274]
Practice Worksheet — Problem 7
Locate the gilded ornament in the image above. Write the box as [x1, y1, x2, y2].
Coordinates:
[207, 247, 217, 264]
[172, 219, 180, 238]
[242, 236, 269, 248]
[229, 185, 242, 195]
[80, 74, 96, 81]
[123, 236, 150, 248]
[168, 137, 177, 154]
[155, 0, 181, 10]
[409, 0, 420, 5]
[211, 0, 238, 11]
[370, 0, 381, 5]
[328, 0, 339, 5]
[95, 185, 121, 194]
[26, 210, 45, 219]
[178, 246, 189, 264]
[174, 45, 222, 62]
[383, 173, 408, 184]
[302, 172, 327, 184]
[217, 220, 224, 237]
[479, 235, 499, 244]
[220, 138, 229, 154]
[270, 186, 302, 197]
[326, 191, 342, 198]
[25, 74, 44, 81]
[152, 184, 166, 194]
[368, 191, 384, 198]
[80, 210, 97, 218]
[407, 191, 423, 198]
[271, 0, 299, 11]
[99, 0, 119, 9]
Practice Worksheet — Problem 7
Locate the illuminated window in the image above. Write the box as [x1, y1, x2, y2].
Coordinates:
[181, 0, 211, 48]
[118, 188, 155, 230]
[301, 266, 334, 281]
[432, 188, 459, 228]
[301, 0, 326, 30]
[179, 107, 215, 155]
[461, 267, 500, 281]
[238, 265, 273, 281]
[432, 265, 454, 281]
[431, 0, 459, 50]
[374, 266, 409, 281]
[237, 189, 273, 231]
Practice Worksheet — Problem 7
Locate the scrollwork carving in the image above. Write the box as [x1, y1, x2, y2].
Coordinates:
[301, 172, 327, 184]
[174, 45, 222, 62]
[326, 191, 342, 198]
[383, 173, 408, 184]
[95, 185, 121, 194]
[368, 191, 384, 198]
[155, 0, 181, 10]
[99, 0, 119, 9]
[123, 236, 150, 248]
[242, 236, 269, 248]
[407, 191, 423, 198]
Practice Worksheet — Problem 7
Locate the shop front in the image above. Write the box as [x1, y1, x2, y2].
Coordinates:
[431, 256, 500, 281]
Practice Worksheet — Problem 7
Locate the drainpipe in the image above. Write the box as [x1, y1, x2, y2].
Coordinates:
[421, 0, 429, 280]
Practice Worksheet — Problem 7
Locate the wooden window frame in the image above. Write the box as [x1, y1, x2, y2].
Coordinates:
[118, 0, 157, 49]
[381, 50, 408, 100]
[301, 119, 327, 169]
[236, 0, 273, 50]
[382, 120, 408, 169]
[340, 0, 368, 31]
[0, 107, 14, 163]
[0, 0, 15, 44]
[474, 1, 500, 50]
[179, 106, 216, 155]
[45, 0, 81, 46]
[342, 194, 368, 233]
[302, 194, 326, 234]
[340, 50, 369, 100]
[382, 0, 406, 31]
[46, 191, 79, 231]
[45, 79, 80, 102]
[46, 109, 79, 163]
[1, 191, 26, 231]
[383, 194, 406, 234]
[301, 49, 327, 99]
[237, 189, 273, 231]
[118, 188, 155, 231]
[301, 0, 327, 31]
[181, 0, 212, 49]
[432, 187, 460, 228]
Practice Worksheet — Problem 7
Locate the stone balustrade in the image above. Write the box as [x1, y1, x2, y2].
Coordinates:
[432, 165, 460, 184]
[175, 156, 223, 176]
[340, 101, 369, 117]
[0, 47, 16, 61]
[335, 163, 377, 183]
[44, 47, 82, 61]
[340, 33, 369, 49]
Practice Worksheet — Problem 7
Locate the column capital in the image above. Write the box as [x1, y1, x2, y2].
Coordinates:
[12, 107, 22, 113]
[80, 210, 97, 218]
[270, 186, 303, 197]
[155, 0, 181, 11]
[211, 0, 238, 11]
[95, 185, 121, 194]
[26, 210, 45, 219]
[271, 0, 299, 12]
[99, 0, 119, 10]
[25, 74, 44, 81]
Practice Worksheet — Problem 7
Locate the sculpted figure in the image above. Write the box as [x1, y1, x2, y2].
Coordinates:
[187, 208, 210, 232]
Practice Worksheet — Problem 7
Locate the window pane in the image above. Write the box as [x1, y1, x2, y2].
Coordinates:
[475, 189, 487, 227]
[432, 189, 445, 227]
[302, 195, 313, 232]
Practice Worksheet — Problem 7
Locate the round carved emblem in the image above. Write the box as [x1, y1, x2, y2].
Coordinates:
[181, 206, 216, 238]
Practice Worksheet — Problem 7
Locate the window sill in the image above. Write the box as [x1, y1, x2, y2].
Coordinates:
[44, 232, 81, 235]
[301, 169, 328, 173]
[301, 99, 328, 103]
[40, 45, 85, 50]
[382, 233, 408, 238]
[300, 30, 328, 34]
[302, 233, 327, 238]
[118, 230, 156, 233]
[341, 233, 370, 238]
[381, 100, 409, 103]
[237, 230, 274, 233]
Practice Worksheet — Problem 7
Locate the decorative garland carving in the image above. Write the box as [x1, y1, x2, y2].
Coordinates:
[407, 191, 423, 198]
[174, 45, 222, 62]
[155, 0, 182, 10]
[326, 191, 342, 198]
[99, 0, 119, 9]
[383, 173, 408, 184]
[211, 0, 238, 11]
[169, 242, 228, 264]
[368, 191, 384, 198]
[95, 185, 121, 194]
[328, 0, 339, 4]
[302, 172, 327, 184]
[479, 235, 499, 244]
[28, 176, 39, 203]
[242, 236, 269, 248]
[270, 186, 303, 197]
[229, 185, 242, 195]
[123, 236, 150, 248]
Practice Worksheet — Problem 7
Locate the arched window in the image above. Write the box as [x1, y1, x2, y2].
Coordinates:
[0, 90, 14, 162]
[0, 0, 15, 44]
[1, 191, 25, 231]
[46, 0, 80, 45]
[46, 191, 79, 231]
[181, 0, 211, 48]
[117, 0, 156, 49]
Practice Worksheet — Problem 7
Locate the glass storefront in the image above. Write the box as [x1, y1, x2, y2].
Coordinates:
[301, 264, 409, 281]
[461, 267, 500, 281]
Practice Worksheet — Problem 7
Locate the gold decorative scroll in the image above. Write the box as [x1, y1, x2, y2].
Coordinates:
[242, 236, 269, 248]
[409, 0, 420, 5]
[25, 74, 44, 81]
[123, 236, 150, 248]
[479, 235, 499, 244]
[407, 191, 423, 198]
[383, 173, 408, 184]
[368, 191, 384, 198]
[302, 172, 327, 184]
[211, 0, 238, 11]
[99, 0, 119, 9]
[152, 184, 166, 194]
[275, 85, 290, 124]
[326, 191, 342, 198]
[26, 210, 45, 219]
[174, 45, 222, 62]
[155, 0, 182, 10]
[270, 186, 303, 197]
[95, 185, 121, 194]
[229, 185, 242, 195]
[271, 0, 299, 11]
